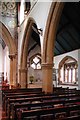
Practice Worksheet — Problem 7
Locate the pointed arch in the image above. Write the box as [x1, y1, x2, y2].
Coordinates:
[19, 17, 39, 87]
[0, 21, 17, 87]
[0, 21, 16, 55]
[42, 2, 64, 63]
[59, 56, 77, 69]
[42, 2, 64, 93]
[29, 53, 41, 61]
[20, 17, 37, 68]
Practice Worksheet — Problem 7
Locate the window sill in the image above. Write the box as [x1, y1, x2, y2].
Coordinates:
[58, 83, 78, 86]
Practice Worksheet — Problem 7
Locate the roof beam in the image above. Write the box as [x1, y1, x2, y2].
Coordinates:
[32, 30, 40, 46]
[56, 38, 67, 52]
[63, 11, 80, 35]
[32, 26, 39, 35]
[71, 3, 80, 16]
[61, 34, 73, 50]
[55, 45, 61, 55]
[66, 30, 80, 45]
[57, 22, 70, 35]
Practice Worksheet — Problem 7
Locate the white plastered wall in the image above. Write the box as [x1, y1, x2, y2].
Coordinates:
[18, 1, 52, 68]
[0, 45, 10, 83]
[3, 46, 10, 83]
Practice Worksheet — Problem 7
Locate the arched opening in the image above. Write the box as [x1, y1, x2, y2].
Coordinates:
[54, 2, 80, 89]
[42, 2, 64, 93]
[0, 21, 17, 88]
[19, 17, 41, 88]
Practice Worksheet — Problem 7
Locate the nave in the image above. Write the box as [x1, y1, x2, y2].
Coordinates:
[0, 1, 80, 120]
[1, 87, 80, 120]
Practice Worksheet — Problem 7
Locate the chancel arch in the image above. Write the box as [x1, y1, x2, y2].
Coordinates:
[19, 17, 41, 88]
[0, 21, 17, 87]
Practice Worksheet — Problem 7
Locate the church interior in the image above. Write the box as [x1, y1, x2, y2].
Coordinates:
[0, 1, 80, 120]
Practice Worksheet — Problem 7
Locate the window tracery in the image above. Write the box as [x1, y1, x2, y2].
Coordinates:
[30, 54, 41, 70]
[58, 56, 78, 85]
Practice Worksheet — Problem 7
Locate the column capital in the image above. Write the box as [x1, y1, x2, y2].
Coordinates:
[9, 53, 17, 60]
[41, 63, 54, 69]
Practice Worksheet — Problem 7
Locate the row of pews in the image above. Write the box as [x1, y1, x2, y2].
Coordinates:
[2, 87, 80, 120]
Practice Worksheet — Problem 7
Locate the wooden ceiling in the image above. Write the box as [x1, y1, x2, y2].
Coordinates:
[55, 2, 80, 56]
[29, 2, 80, 56]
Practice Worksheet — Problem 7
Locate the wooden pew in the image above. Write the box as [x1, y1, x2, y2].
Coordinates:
[6, 93, 80, 110]
[61, 115, 80, 120]
[6, 94, 56, 115]
[7, 94, 80, 119]
[53, 87, 77, 93]
[3, 87, 80, 119]
[2, 88, 42, 101]
[3, 87, 79, 106]
[2, 87, 78, 98]
[2, 88, 43, 107]
[17, 104, 80, 120]
[3, 90, 78, 107]
[2, 88, 42, 93]
[3, 89, 79, 103]
[2, 88, 42, 100]
[3, 91, 44, 110]
[3, 87, 80, 118]
[10, 97, 80, 119]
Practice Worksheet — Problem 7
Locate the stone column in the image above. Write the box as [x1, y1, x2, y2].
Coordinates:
[19, 68, 27, 88]
[9, 54, 17, 87]
[13, 57, 17, 86]
[42, 63, 53, 93]
[9, 55, 13, 86]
